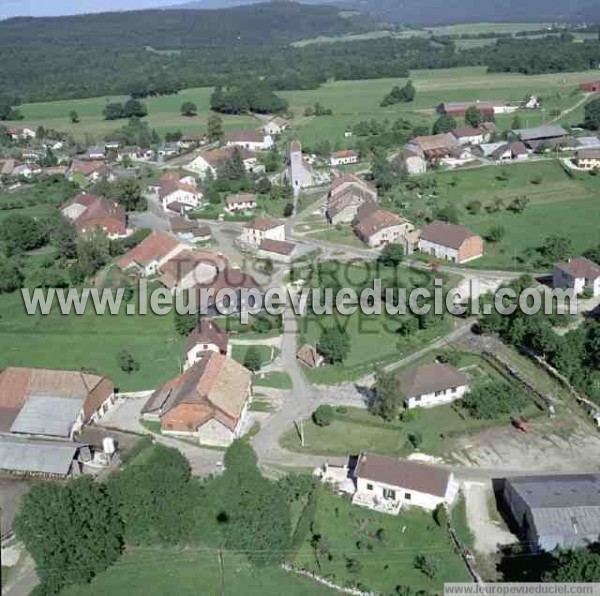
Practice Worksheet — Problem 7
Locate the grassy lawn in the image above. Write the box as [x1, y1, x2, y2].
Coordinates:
[293, 490, 469, 592]
[0, 288, 184, 392]
[231, 344, 277, 367]
[304, 225, 367, 249]
[282, 351, 543, 457]
[385, 160, 600, 270]
[5, 87, 260, 141]
[296, 262, 453, 384]
[254, 372, 293, 390]
[62, 547, 334, 596]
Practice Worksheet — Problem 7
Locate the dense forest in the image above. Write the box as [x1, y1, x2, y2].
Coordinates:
[0, 2, 599, 103]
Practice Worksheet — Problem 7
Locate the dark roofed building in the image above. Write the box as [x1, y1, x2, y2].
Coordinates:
[503, 474, 600, 551]
[397, 362, 469, 409]
[184, 320, 230, 368]
[353, 452, 458, 514]
[553, 257, 600, 297]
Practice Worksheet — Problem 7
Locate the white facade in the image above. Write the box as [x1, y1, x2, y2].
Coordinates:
[225, 197, 257, 213]
[240, 223, 285, 247]
[405, 155, 426, 175]
[185, 343, 231, 370]
[161, 188, 203, 211]
[454, 133, 484, 146]
[553, 269, 600, 297]
[264, 120, 287, 135]
[354, 473, 459, 513]
[225, 135, 273, 151]
[364, 222, 415, 248]
[330, 152, 359, 166]
[419, 238, 459, 263]
[406, 383, 469, 409]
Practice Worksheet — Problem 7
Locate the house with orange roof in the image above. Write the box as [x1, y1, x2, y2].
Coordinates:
[61, 193, 131, 238]
[330, 149, 359, 167]
[354, 205, 414, 248]
[117, 231, 186, 276]
[141, 352, 252, 446]
[240, 216, 285, 247]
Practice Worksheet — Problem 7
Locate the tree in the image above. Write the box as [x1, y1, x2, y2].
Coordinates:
[485, 225, 506, 243]
[44, 213, 78, 259]
[123, 98, 148, 118]
[544, 548, 600, 582]
[207, 113, 224, 142]
[69, 110, 80, 123]
[381, 80, 416, 106]
[0, 259, 24, 293]
[378, 243, 404, 267]
[0, 213, 47, 256]
[462, 382, 528, 419]
[433, 203, 459, 224]
[432, 114, 457, 135]
[433, 503, 448, 527]
[538, 235, 573, 265]
[103, 102, 124, 120]
[511, 114, 522, 129]
[216, 440, 291, 566]
[243, 346, 262, 372]
[108, 444, 192, 545]
[414, 554, 439, 579]
[174, 308, 197, 336]
[15, 477, 123, 594]
[371, 368, 402, 421]
[464, 105, 482, 128]
[256, 176, 272, 195]
[111, 178, 147, 211]
[283, 202, 294, 217]
[75, 229, 110, 278]
[313, 405, 334, 427]
[118, 349, 140, 373]
[180, 101, 198, 117]
[317, 326, 350, 364]
[263, 257, 274, 275]
[584, 98, 600, 130]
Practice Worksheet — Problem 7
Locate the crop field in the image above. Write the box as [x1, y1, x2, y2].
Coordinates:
[6, 66, 598, 146]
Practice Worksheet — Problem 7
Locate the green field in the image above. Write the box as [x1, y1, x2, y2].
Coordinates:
[62, 547, 334, 596]
[386, 160, 600, 270]
[0, 289, 184, 392]
[6, 66, 599, 145]
[231, 344, 278, 367]
[294, 490, 470, 592]
[254, 371, 293, 390]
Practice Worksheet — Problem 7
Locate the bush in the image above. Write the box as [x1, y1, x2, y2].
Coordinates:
[414, 554, 439, 579]
[313, 405, 334, 427]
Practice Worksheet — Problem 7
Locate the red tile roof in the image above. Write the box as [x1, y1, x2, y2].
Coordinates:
[555, 257, 600, 281]
[420, 221, 480, 250]
[185, 320, 229, 355]
[259, 239, 296, 256]
[225, 130, 266, 144]
[244, 216, 283, 231]
[117, 231, 180, 268]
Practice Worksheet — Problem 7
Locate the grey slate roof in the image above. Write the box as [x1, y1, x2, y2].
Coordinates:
[513, 125, 568, 141]
[0, 437, 81, 476]
[10, 395, 83, 437]
[507, 475, 600, 540]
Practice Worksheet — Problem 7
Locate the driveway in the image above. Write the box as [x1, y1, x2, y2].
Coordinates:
[462, 481, 516, 554]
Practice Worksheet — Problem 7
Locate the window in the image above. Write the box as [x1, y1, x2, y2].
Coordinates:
[366, 483, 373, 491]
[404, 492, 411, 500]
[383, 488, 396, 500]
[414, 395, 421, 402]
[435, 390, 442, 397]
[452, 387, 457, 394]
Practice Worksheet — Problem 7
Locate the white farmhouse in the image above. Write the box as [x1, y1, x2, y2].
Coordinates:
[553, 257, 600, 297]
[224, 131, 273, 151]
[330, 150, 359, 166]
[224, 193, 257, 213]
[397, 362, 469, 409]
[240, 216, 285, 247]
[264, 117, 288, 136]
[353, 452, 459, 514]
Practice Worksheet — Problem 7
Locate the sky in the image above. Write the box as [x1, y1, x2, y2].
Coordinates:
[0, 0, 187, 19]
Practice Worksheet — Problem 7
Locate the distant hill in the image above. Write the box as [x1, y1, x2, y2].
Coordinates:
[176, 0, 600, 25]
[0, 3, 379, 48]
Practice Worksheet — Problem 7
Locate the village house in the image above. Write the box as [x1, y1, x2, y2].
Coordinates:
[185, 146, 260, 179]
[184, 320, 230, 370]
[503, 474, 600, 551]
[575, 148, 600, 170]
[69, 159, 107, 183]
[12, 163, 41, 178]
[256, 238, 298, 263]
[224, 130, 274, 151]
[86, 145, 106, 160]
[398, 146, 427, 175]
[179, 133, 207, 150]
[195, 268, 263, 317]
[397, 362, 469, 409]
[264, 117, 288, 136]
[157, 143, 180, 158]
[240, 216, 285, 247]
[326, 173, 378, 225]
[579, 81, 600, 92]
[158, 249, 225, 292]
[412, 133, 456, 161]
[224, 193, 257, 213]
[477, 142, 512, 163]
[330, 149, 359, 166]
[0, 367, 115, 439]
[451, 126, 486, 146]
[117, 146, 154, 162]
[297, 344, 324, 368]
[512, 125, 570, 152]
[352, 452, 459, 514]
[419, 221, 483, 264]
[157, 173, 203, 212]
[170, 216, 211, 243]
[437, 101, 496, 119]
[6, 127, 36, 141]
[61, 193, 131, 238]
[553, 257, 600, 297]
[142, 352, 252, 446]
[524, 95, 541, 109]
[117, 230, 186, 276]
[353, 204, 414, 248]
[285, 140, 315, 197]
